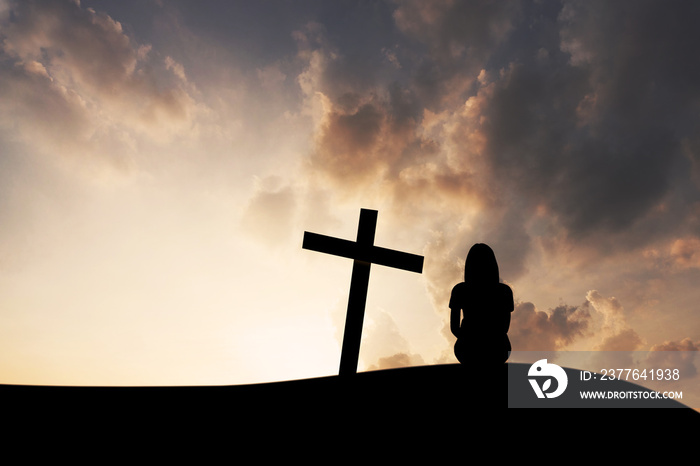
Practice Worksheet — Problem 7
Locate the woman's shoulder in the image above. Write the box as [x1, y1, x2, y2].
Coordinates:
[451, 281, 511, 296]
[452, 281, 507, 292]
[450, 282, 466, 301]
[497, 282, 513, 294]
[451, 282, 468, 293]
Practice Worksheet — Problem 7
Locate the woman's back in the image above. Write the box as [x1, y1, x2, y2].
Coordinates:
[450, 281, 513, 334]
[450, 244, 514, 364]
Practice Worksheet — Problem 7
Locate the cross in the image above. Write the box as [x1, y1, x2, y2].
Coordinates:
[302, 208, 424, 376]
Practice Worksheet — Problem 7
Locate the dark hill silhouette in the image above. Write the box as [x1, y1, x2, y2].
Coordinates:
[5, 364, 695, 457]
[1, 364, 489, 427]
[2, 363, 698, 452]
[2, 363, 694, 420]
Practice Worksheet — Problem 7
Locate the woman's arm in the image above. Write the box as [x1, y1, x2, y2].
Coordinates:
[499, 283, 514, 332]
[450, 306, 461, 339]
[448, 283, 464, 339]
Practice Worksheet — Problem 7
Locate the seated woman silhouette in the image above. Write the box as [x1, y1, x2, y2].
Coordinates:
[449, 243, 514, 365]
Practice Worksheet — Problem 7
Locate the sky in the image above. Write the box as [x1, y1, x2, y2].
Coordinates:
[0, 0, 699, 398]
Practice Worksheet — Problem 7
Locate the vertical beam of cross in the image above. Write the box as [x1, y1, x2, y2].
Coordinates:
[338, 209, 375, 377]
[302, 208, 424, 376]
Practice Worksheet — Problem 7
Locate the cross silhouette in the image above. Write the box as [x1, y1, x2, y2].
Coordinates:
[303, 208, 424, 376]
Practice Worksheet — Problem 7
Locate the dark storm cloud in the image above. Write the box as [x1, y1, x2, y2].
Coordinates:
[302, 0, 700, 288]
[537, 1, 700, 238]
[315, 102, 386, 182]
[392, 0, 521, 110]
[446, 0, 700, 253]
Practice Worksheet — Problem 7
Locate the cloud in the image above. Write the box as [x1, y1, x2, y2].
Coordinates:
[240, 176, 297, 248]
[362, 307, 424, 371]
[650, 338, 700, 352]
[595, 329, 644, 352]
[508, 289, 650, 353]
[551, 0, 700, 236]
[256, 63, 287, 90]
[313, 101, 387, 183]
[0, 57, 94, 153]
[392, 0, 518, 47]
[509, 301, 590, 351]
[585, 290, 645, 351]
[392, 0, 520, 110]
[669, 237, 700, 270]
[0, 0, 200, 165]
[646, 338, 699, 379]
[367, 352, 424, 371]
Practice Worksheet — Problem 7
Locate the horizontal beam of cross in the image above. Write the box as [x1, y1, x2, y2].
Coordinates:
[302, 232, 424, 273]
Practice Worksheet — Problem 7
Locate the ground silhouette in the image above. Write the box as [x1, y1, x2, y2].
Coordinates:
[2, 364, 693, 421]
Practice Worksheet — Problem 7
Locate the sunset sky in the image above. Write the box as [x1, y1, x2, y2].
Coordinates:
[1, 0, 699, 398]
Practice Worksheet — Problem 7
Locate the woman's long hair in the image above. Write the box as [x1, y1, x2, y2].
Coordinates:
[464, 243, 499, 284]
